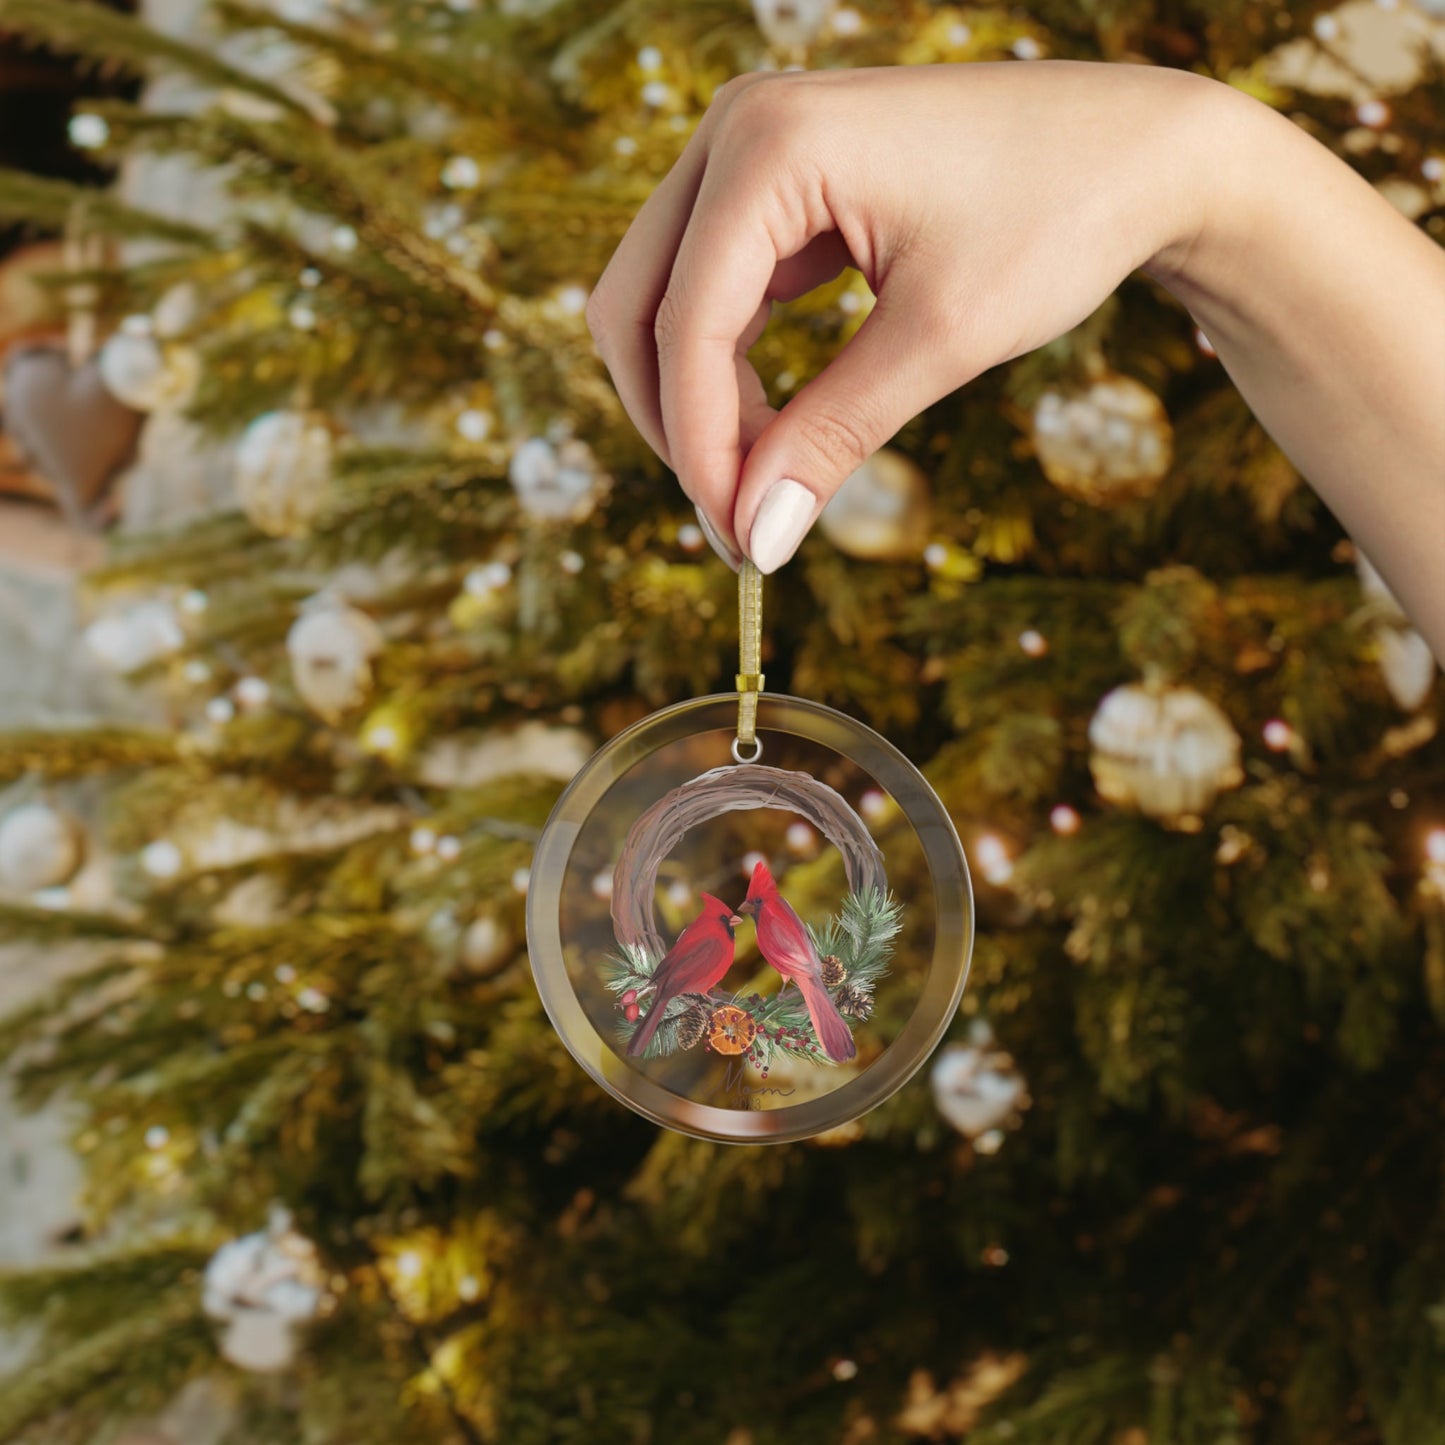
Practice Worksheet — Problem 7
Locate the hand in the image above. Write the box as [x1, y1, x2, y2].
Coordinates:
[587, 61, 1445, 661]
[585, 61, 1214, 571]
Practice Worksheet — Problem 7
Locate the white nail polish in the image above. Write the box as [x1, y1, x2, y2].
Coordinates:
[695, 505, 741, 571]
[748, 478, 816, 575]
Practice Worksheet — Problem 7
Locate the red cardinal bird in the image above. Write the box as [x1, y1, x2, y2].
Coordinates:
[626, 894, 743, 1057]
[738, 860, 857, 1062]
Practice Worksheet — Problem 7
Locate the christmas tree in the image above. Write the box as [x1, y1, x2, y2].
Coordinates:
[1, 1, 1443, 1442]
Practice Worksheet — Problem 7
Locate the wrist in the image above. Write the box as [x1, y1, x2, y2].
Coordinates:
[1138, 73, 1269, 298]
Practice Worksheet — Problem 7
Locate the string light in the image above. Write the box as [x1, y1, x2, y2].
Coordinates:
[1426, 829, 1445, 866]
[141, 840, 183, 879]
[410, 827, 438, 855]
[364, 724, 399, 753]
[441, 155, 482, 189]
[436, 835, 462, 862]
[1049, 804, 1081, 836]
[69, 113, 109, 149]
[591, 870, 613, 900]
[205, 697, 236, 725]
[465, 561, 512, 594]
[741, 850, 768, 876]
[235, 676, 270, 710]
[859, 789, 889, 823]
[975, 834, 1013, 886]
[786, 821, 816, 854]
[1262, 719, 1294, 751]
[1019, 629, 1049, 658]
[456, 408, 492, 442]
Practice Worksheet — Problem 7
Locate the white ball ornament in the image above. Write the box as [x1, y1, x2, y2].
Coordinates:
[98, 330, 200, 412]
[235, 411, 337, 538]
[460, 914, 512, 976]
[84, 599, 184, 675]
[1356, 552, 1438, 710]
[0, 803, 85, 892]
[1376, 627, 1436, 712]
[203, 1208, 328, 1374]
[818, 447, 932, 561]
[1032, 373, 1173, 504]
[752, 0, 835, 52]
[286, 599, 384, 722]
[508, 435, 603, 521]
[1088, 682, 1244, 824]
[930, 1022, 1030, 1142]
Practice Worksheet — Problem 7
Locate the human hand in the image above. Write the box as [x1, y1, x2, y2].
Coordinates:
[585, 60, 1218, 573]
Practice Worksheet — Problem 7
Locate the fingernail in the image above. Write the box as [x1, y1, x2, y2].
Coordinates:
[695, 505, 741, 572]
[747, 478, 816, 575]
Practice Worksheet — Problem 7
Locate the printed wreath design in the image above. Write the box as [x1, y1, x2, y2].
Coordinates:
[602, 763, 902, 1067]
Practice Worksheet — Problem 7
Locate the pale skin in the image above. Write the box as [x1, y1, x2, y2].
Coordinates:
[585, 61, 1445, 661]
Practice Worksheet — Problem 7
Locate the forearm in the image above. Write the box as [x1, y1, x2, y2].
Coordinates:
[1143, 80, 1445, 659]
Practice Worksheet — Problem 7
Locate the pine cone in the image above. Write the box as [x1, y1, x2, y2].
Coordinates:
[836, 983, 873, 1021]
[673, 1000, 711, 1051]
[820, 953, 846, 987]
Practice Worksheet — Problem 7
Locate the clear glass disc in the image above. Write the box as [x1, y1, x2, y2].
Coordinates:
[526, 694, 973, 1143]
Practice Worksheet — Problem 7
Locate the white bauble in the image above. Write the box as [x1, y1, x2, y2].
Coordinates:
[818, 448, 932, 561]
[84, 599, 184, 674]
[753, 0, 835, 51]
[1377, 626, 1436, 711]
[286, 600, 384, 722]
[98, 331, 200, 412]
[460, 915, 512, 975]
[417, 721, 593, 789]
[507, 435, 601, 521]
[1088, 683, 1243, 823]
[217, 1308, 299, 1373]
[235, 411, 336, 537]
[203, 1208, 326, 1373]
[1356, 552, 1439, 710]
[0, 803, 85, 892]
[1032, 374, 1173, 504]
[930, 1027, 1029, 1140]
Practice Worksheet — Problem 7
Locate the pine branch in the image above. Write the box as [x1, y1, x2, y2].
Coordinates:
[212, 0, 570, 143]
[0, 0, 309, 115]
[0, 168, 212, 247]
[0, 727, 179, 785]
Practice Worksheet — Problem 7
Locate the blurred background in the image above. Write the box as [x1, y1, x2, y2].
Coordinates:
[0, 1, 1442, 1442]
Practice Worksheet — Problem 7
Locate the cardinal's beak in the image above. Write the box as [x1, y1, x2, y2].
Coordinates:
[730, 912, 746, 928]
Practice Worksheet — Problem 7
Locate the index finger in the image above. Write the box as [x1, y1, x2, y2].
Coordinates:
[655, 154, 801, 542]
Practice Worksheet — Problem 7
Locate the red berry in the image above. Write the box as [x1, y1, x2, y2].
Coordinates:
[624, 1002, 639, 1022]
[621, 988, 637, 1005]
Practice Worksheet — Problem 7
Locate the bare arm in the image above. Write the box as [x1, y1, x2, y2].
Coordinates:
[586, 62, 1445, 656]
[1144, 86, 1445, 657]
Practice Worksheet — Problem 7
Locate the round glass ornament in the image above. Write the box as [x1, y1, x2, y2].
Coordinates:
[527, 692, 973, 1143]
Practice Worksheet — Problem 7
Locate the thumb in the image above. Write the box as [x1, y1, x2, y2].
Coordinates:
[733, 281, 966, 574]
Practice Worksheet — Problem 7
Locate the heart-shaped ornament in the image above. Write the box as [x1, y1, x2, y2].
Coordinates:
[2, 343, 144, 528]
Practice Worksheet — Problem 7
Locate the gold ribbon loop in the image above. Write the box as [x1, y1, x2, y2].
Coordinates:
[734, 560, 764, 761]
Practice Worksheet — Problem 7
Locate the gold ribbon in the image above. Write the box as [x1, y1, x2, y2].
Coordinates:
[734, 560, 764, 761]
